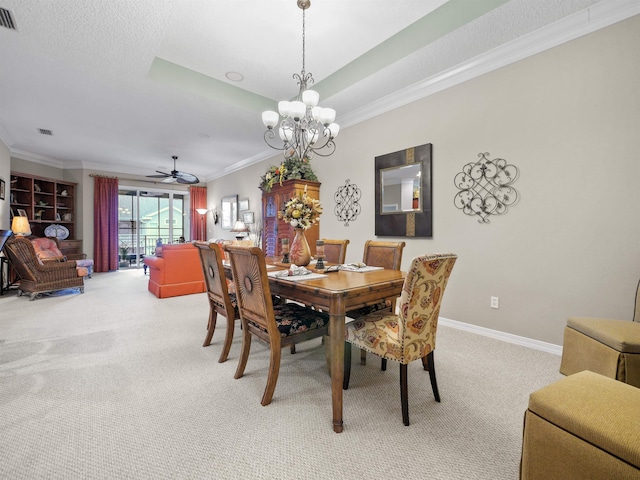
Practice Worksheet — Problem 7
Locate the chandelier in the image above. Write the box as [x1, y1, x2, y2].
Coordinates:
[261, 0, 339, 161]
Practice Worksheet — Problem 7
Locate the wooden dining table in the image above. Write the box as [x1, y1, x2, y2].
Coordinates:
[262, 260, 405, 433]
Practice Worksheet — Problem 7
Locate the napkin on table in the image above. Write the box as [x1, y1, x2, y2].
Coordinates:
[272, 265, 313, 277]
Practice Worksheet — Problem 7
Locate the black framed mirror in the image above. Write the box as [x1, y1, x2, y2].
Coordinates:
[375, 143, 432, 237]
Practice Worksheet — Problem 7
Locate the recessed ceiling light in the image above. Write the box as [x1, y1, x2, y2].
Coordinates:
[225, 71, 244, 82]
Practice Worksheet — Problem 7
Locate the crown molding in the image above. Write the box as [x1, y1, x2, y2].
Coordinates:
[10, 149, 65, 169]
[340, 0, 640, 129]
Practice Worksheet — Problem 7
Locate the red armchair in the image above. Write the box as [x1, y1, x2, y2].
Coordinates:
[143, 243, 206, 298]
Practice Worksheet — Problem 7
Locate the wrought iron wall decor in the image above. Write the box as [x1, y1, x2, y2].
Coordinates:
[454, 152, 519, 223]
[334, 179, 361, 226]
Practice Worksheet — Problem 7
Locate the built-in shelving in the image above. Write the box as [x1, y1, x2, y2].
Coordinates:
[10, 172, 77, 240]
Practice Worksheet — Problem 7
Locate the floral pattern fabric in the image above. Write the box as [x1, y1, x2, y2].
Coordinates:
[250, 302, 329, 338]
[345, 253, 457, 365]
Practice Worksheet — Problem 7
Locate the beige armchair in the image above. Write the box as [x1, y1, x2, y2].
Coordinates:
[520, 370, 640, 479]
[559, 280, 640, 387]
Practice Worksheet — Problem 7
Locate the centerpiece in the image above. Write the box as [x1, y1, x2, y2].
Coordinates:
[279, 186, 322, 266]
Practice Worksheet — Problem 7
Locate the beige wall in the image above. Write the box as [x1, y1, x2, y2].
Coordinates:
[208, 15, 640, 345]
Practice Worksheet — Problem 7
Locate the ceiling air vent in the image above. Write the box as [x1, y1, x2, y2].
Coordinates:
[38, 128, 53, 136]
[0, 7, 16, 30]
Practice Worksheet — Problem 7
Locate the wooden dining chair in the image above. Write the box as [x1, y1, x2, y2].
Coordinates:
[194, 241, 239, 363]
[344, 253, 458, 425]
[291, 238, 349, 356]
[348, 240, 406, 366]
[226, 245, 330, 406]
[321, 239, 349, 264]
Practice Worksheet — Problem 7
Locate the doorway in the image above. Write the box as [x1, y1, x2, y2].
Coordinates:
[118, 189, 189, 269]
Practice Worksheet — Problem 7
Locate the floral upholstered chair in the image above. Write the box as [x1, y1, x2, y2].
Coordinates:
[194, 241, 239, 363]
[226, 245, 330, 406]
[344, 253, 457, 426]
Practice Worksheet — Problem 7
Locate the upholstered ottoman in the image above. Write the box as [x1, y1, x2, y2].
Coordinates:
[520, 371, 640, 480]
[560, 316, 640, 388]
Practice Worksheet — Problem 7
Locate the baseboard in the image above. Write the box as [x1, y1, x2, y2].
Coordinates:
[439, 317, 562, 356]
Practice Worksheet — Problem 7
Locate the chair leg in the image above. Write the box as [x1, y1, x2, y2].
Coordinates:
[424, 351, 440, 402]
[261, 344, 282, 406]
[203, 308, 217, 347]
[234, 321, 252, 380]
[290, 344, 296, 354]
[360, 348, 367, 365]
[343, 342, 352, 390]
[381, 358, 387, 371]
[400, 363, 409, 426]
[218, 314, 235, 363]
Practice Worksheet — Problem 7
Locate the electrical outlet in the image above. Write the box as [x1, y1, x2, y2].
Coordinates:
[490, 296, 499, 309]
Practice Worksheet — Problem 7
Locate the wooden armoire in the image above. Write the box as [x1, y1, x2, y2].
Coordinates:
[261, 179, 320, 258]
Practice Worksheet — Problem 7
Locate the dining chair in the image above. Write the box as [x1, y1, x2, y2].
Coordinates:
[321, 239, 350, 264]
[226, 245, 330, 406]
[291, 238, 349, 356]
[349, 240, 406, 366]
[194, 241, 239, 363]
[343, 253, 457, 426]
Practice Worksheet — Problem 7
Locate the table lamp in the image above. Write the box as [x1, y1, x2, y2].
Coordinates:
[230, 220, 249, 241]
[11, 216, 31, 236]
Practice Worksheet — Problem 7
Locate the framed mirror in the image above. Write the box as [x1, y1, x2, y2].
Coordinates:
[221, 195, 238, 230]
[375, 143, 432, 237]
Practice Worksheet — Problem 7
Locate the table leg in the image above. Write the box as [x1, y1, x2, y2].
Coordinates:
[329, 299, 346, 433]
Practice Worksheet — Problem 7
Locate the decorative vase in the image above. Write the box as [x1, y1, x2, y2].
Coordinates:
[290, 228, 311, 266]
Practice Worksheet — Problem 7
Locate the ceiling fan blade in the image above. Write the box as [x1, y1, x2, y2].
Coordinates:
[175, 171, 199, 184]
[146, 174, 170, 178]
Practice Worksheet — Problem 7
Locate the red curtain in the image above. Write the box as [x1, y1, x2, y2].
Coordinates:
[189, 186, 207, 241]
[93, 176, 119, 272]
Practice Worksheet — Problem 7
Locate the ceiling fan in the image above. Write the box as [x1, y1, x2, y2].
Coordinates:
[146, 156, 199, 184]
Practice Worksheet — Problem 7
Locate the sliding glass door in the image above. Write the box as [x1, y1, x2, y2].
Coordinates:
[118, 189, 189, 268]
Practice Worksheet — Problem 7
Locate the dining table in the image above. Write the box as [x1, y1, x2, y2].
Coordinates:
[261, 259, 406, 433]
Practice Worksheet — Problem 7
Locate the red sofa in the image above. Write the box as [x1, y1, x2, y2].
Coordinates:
[143, 243, 206, 298]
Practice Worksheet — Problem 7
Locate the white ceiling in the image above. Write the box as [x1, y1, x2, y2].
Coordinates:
[0, 0, 637, 183]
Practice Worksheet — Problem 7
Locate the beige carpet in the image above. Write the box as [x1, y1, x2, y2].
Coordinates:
[0, 269, 563, 479]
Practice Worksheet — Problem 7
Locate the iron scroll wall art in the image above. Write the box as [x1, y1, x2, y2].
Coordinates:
[334, 179, 361, 226]
[454, 152, 519, 223]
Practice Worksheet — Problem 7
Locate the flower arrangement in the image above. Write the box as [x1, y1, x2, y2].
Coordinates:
[259, 156, 318, 192]
[279, 188, 322, 230]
